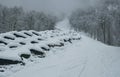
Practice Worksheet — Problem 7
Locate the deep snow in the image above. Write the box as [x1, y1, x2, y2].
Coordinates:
[8, 34, 120, 77]
[0, 18, 120, 77]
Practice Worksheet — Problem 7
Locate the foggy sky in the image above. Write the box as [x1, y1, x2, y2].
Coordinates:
[0, 0, 100, 16]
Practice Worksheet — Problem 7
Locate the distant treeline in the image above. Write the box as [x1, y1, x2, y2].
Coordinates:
[0, 4, 58, 33]
[70, 0, 120, 46]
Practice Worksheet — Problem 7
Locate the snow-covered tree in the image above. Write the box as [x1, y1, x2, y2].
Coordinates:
[0, 4, 57, 33]
[69, 0, 120, 46]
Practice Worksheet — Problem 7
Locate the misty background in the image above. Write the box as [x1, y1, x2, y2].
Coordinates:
[0, 0, 120, 46]
[0, 0, 100, 16]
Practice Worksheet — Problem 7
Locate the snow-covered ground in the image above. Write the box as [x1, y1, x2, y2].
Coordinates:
[0, 18, 120, 77]
[7, 34, 120, 77]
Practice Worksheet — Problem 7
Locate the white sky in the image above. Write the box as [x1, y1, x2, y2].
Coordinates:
[0, 0, 100, 16]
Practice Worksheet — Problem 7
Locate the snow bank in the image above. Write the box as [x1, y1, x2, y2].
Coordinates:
[0, 30, 81, 65]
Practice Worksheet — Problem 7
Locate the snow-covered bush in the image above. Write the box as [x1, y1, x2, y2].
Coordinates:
[0, 30, 81, 65]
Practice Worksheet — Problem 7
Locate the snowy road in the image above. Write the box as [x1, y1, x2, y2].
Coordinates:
[10, 35, 120, 77]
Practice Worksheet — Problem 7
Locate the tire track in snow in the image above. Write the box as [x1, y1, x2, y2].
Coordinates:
[78, 59, 87, 77]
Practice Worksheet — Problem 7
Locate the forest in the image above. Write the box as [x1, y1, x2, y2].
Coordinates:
[0, 4, 58, 33]
[70, 0, 120, 46]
